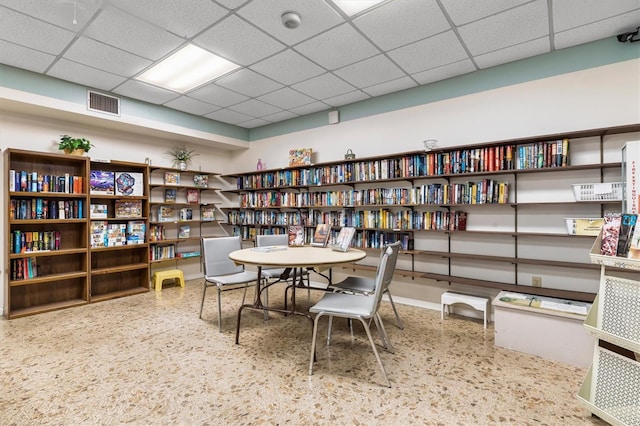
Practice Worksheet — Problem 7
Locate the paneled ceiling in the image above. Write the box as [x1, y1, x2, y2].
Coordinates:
[1, 0, 639, 129]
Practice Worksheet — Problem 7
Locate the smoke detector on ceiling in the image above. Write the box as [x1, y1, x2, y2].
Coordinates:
[281, 12, 301, 29]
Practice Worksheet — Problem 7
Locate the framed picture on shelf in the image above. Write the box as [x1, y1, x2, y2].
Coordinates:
[288, 148, 312, 167]
[186, 188, 199, 204]
[311, 223, 330, 247]
[193, 174, 208, 188]
[89, 170, 115, 195]
[164, 188, 177, 203]
[164, 171, 180, 185]
[115, 171, 144, 196]
[288, 225, 305, 247]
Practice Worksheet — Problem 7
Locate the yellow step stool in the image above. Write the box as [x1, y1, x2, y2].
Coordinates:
[153, 269, 185, 291]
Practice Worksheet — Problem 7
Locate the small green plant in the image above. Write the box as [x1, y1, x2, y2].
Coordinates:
[59, 134, 93, 153]
[166, 144, 198, 168]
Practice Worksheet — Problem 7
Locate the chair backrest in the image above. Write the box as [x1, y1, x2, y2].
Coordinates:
[256, 234, 288, 247]
[381, 241, 401, 289]
[202, 236, 244, 277]
[369, 243, 398, 316]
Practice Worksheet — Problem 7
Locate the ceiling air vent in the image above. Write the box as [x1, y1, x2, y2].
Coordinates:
[87, 90, 120, 116]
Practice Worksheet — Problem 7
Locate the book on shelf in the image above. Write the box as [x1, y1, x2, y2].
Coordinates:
[179, 207, 192, 221]
[90, 204, 108, 218]
[628, 220, 640, 260]
[158, 206, 175, 222]
[201, 205, 216, 221]
[178, 225, 190, 238]
[331, 226, 355, 252]
[311, 223, 330, 247]
[186, 188, 199, 204]
[115, 171, 144, 196]
[616, 213, 637, 257]
[115, 200, 142, 218]
[193, 174, 208, 188]
[90, 221, 108, 248]
[164, 188, 177, 203]
[164, 171, 180, 185]
[106, 223, 127, 246]
[126, 220, 146, 245]
[89, 170, 115, 195]
[176, 251, 200, 258]
[288, 225, 305, 247]
[600, 212, 622, 256]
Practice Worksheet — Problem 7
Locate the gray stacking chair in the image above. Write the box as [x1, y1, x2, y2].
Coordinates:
[199, 236, 258, 332]
[328, 241, 403, 329]
[308, 242, 400, 387]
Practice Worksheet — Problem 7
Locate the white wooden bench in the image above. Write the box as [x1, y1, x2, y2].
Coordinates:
[441, 292, 490, 329]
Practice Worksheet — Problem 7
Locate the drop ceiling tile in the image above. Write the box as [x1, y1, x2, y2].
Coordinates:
[110, 0, 228, 38]
[291, 73, 356, 99]
[238, 0, 343, 45]
[215, 68, 283, 98]
[388, 31, 468, 74]
[250, 49, 326, 86]
[0, 40, 55, 73]
[334, 55, 405, 88]
[0, 0, 101, 30]
[261, 110, 298, 123]
[0, 7, 75, 55]
[475, 37, 549, 69]
[113, 80, 179, 104]
[215, 0, 249, 10]
[363, 76, 417, 97]
[412, 59, 476, 85]
[439, 0, 531, 26]
[205, 108, 253, 125]
[295, 23, 379, 70]
[257, 87, 315, 110]
[229, 99, 281, 117]
[63, 37, 152, 77]
[323, 90, 370, 107]
[164, 96, 220, 116]
[554, 12, 640, 50]
[84, 6, 183, 61]
[187, 83, 249, 107]
[458, 1, 548, 55]
[289, 101, 330, 116]
[48, 59, 127, 91]
[354, 0, 450, 50]
[553, 0, 640, 32]
[237, 118, 271, 128]
[195, 15, 285, 66]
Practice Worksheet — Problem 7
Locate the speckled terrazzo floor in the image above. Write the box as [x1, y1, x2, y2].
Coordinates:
[0, 280, 605, 426]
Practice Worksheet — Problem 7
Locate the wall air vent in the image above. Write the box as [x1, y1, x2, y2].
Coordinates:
[87, 90, 120, 116]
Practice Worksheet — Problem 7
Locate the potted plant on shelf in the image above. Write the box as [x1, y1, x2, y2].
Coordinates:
[58, 134, 93, 156]
[166, 144, 198, 170]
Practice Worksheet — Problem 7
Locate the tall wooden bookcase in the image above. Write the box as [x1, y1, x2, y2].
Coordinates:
[5, 149, 90, 318]
[88, 160, 150, 302]
[222, 124, 640, 303]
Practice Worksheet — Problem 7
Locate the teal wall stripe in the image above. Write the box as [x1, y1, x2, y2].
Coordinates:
[2, 37, 638, 143]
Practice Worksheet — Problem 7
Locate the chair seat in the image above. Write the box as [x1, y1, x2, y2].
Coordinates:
[207, 271, 258, 286]
[309, 292, 375, 318]
[331, 276, 374, 293]
[261, 267, 288, 279]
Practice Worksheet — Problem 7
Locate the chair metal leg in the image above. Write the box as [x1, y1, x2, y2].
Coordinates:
[374, 313, 394, 353]
[199, 283, 208, 319]
[386, 290, 404, 329]
[358, 318, 391, 388]
[309, 313, 323, 375]
[326, 315, 333, 345]
[217, 286, 223, 332]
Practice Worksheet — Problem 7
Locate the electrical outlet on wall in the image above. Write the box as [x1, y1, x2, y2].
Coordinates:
[532, 276, 542, 287]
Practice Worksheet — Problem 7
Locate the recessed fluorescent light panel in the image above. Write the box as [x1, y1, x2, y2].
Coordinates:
[136, 44, 239, 93]
[332, 0, 386, 16]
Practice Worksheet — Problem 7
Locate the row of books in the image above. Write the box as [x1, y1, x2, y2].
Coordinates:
[10, 199, 84, 220]
[10, 257, 38, 281]
[10, 230, 61, 253]
[226, 210, 308, 227]
[163, 172, 209, 187]
[150, 244, 176, 261]
[90, 220, 146, 247]
[90, 170, 144, 196]
[149, 224, 192, 241]
[9, 170, 84, 194]
[600, 213, 639, 259]
[238, 180, 509, 208]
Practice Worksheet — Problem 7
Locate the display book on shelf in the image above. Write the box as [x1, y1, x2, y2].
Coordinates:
[88, 159, 149, 303]
[5, 149, 90, 318]
[147, 167, 220, 263]
[220, 124, 640, 302]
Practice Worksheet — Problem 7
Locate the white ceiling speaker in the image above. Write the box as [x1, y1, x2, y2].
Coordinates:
[281, 12, 301, 29]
